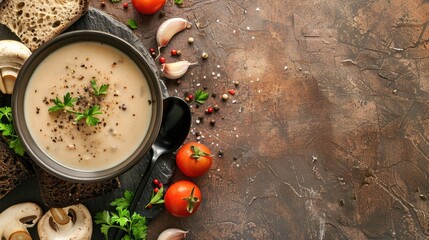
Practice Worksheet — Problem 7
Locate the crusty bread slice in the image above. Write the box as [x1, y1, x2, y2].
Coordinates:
[0, 0, 89, 51]
[35, 166, 120, 207]
[0, 140, 34, 199]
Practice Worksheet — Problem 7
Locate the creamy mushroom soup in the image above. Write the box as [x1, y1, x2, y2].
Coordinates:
[24, 42, 152, 171]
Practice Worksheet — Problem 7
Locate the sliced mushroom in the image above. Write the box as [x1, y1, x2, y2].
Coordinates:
[0, 202, 43, 240]
[0, 40, 32, 94]
[1, 67, 18, 94]
[37, 204, 92, 240]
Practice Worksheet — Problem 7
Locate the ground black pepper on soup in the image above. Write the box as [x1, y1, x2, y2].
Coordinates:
[24, 42, 152, 171]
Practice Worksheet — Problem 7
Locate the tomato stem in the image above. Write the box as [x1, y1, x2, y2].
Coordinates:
[190, 145, 211, 160]
[183, 187, 200, 213]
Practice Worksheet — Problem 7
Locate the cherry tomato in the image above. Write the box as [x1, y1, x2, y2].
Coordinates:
[164, 180, 202, 217]
[131, 0, 166, 15]
[176, 142, 213, 177]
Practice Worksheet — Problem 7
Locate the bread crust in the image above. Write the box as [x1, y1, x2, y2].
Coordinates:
[0, 0, 90, 51]
[0, 140, 34, 199]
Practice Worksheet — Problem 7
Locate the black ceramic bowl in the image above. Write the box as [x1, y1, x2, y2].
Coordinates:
[12, 30, 163, 182]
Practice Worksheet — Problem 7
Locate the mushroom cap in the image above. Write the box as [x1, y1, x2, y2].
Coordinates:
[37, 204, 92, 240]
[0, 40, 32, 94]
[0, 202, 43, 239]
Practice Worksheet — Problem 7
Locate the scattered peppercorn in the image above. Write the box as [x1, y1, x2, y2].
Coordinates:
[211, 93, 217, 98]
[234, 81, 240, 87]
[188, 94, 193, 100]
[185, 96, 190, 102]
[213, 104, 219, 111]
[206, 107, 214, 114]
[176, 50, 182, 56]
[151, 52, 156, 57]
[218, 150, 223, 158]
[210, 119, 216, 126]
[159, 57, 166, 64]
[188, 37, 194, 43]
[222, 93, 229, 101]
[123, 2, 128, 8]
[171, 49, 177, 56]
[176, 79, 181, 85]
[101, 1, 106, 7]
[149, 48, 155, 53]
[202, 52, 209, 59]
[153, 179, 159, 185]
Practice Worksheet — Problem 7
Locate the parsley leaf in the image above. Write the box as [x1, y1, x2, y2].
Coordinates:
[111, 190, 134, 209]
[49, 80, 108, 126]
[95, 190, 148, 240]
[83, 105, 102, 126]
[194, 89, 209, 104]
[174, 0, 184, 4]
[110, 0, 121, 3]
[48, 92, 77, 112]
[0, 107, 25, 156]
[145, 186, 164, 208]
[127, 19, 138, 30]
[91, 79, 109, 96]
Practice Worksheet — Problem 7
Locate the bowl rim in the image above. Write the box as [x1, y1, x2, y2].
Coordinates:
[12, 30, 163, 182]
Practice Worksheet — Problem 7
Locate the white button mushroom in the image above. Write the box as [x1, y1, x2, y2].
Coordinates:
[37, 204, 92, 240]
[0, 202, 43, 240]
[0, 40, 32, 94]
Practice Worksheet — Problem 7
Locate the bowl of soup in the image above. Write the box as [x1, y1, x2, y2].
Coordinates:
[12, 30, 163, 182]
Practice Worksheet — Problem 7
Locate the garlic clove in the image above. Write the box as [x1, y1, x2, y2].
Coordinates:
[161, 61, 197, 80]
[156, 18, 190, 57]
[157, 228, 188, 240]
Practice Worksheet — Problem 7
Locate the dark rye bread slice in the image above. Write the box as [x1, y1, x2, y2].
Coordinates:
[35, 166, 120, 207]
[0, 140, 34, 199]
[0, 0, 89, 51]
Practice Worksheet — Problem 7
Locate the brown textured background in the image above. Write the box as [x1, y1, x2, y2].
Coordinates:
[90, 0, 429, 239]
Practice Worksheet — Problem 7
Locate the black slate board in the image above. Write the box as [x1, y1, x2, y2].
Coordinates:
[0, 8, 175, 239]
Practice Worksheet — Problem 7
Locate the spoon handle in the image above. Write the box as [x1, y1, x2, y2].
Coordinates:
[113, 151, 158, 240]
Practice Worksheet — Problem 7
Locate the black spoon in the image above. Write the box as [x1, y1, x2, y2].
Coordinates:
[114, 96, 191, 240]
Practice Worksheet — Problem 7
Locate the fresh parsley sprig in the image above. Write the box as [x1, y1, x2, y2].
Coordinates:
[75, 105, 103, 126]
[95, 190, 148, 240]
[0, 107, 25, 156]
[48, 92, 77, 112]
[91, 79, 109, 96]
[49, 80, 108, 126]
[194, 89, 209, 104]
[145, 186, 164, 208]
[127, 19, 138, 30]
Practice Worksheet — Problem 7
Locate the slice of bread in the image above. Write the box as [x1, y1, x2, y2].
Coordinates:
[0, 140, 34, 199]
[36, 166, 120, 207]
[0, 0, 89, 51]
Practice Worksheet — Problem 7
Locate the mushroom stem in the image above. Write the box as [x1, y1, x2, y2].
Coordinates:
[38, 204, 92, 240]
[0, 202, 43, 240]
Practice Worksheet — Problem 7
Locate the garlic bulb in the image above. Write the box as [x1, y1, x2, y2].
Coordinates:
[157, 228, 188, 240]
